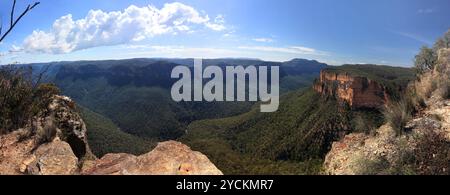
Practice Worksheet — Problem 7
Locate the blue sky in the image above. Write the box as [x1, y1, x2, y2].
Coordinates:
[0, 0, 449, 66]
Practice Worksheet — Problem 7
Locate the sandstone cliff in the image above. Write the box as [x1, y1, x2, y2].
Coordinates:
[314, 70, 389, 109]
[0, 96, 222, 175]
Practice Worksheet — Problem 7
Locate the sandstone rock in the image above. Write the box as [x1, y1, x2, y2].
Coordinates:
[82, 141, 223, 175]
[0, 131, 36, 175]
[0, 95, 88, 175]
[49, 95, 94, 160]
[20, 156, 36, 173]
[27, 138, 78, 175]
[314, 70, 389, 109]
[0, 132, 79, 175]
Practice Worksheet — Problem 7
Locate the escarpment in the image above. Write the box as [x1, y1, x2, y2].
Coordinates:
[0, 95, 222, 175]
[314, 70, 389, 109]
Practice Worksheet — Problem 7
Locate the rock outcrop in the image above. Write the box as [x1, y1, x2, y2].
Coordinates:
[27, 138, 79, 175]
[323, 124, 412, 175]
[314, 70, 389, 109]
[0, 96, 222, 175]
[47, 95, 94, 160]
[324, 99, 450, 175]
[324, 49, 450, 175]
[82, 141, 223, 175]
[0, 95, 93, 175]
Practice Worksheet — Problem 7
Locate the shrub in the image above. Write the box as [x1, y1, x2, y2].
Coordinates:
[35, 117, 57, 144]
[403, 84, 426, 112]
[438, 77, 450, 99]
[33, 83, 60, 111]
[414, 46, 437, 75]
[352, 114, 368, 133]
[383, 98, 413, 136]
[355, 156, 390, 175]
[0, 65, 59, 134]
[413, 130, 450, 175]
[0, 66, 34, 133]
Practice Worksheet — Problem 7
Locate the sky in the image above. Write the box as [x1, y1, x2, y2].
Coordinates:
[0, 0, 449, 66]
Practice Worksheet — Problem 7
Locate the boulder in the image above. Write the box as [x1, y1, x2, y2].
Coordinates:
[27, 138, 78, 175]
[82, 141, 223, 175]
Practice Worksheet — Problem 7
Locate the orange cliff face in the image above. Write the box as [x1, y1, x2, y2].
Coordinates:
[313, 70, 389, 109]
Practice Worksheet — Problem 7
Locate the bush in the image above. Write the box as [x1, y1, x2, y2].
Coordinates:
[414, 46, 437, 75]
[438, 77, 450, 99]
[33, 83, 60, 111]
[383, 98, 413, 136]
[413, 130, 450, 175]
[0, 65, 59, 134]
[35, 117, 57, 144]
[0, 66, 34, 133]
[403, 84, 426, 112]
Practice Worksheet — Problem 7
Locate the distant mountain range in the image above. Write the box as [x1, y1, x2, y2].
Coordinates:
[17, 58, 328, 157]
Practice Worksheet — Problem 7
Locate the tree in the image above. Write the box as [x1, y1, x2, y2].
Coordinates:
[414, 46, 437, 74]
[434, 30, 450, 51]
[433, 38, 446, 52]
[0, 1, 54, 134]
[444, 30, 450, 49]
[0, 65, 59, 134]
[0, 0, 40, 43]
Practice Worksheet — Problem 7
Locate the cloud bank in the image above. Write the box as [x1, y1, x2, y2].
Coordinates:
[22, 2, 225, 54]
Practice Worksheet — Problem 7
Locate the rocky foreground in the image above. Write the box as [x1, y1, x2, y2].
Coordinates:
[0, 96, 222, 175]
[324, 48, 450, 175]
[324, 98, 450, 175]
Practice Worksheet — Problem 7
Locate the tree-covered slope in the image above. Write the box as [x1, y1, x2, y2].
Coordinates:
[51, 58, 327, 141]
[79, 106, 156, 157]
[180, 89, 353, 174]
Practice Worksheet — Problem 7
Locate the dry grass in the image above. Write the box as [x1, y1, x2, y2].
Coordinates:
[383, 98, 413, 136]
[437, 76, 450, 99]
[35, 117, 57, 144]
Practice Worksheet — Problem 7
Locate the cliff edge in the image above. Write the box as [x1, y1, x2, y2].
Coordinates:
[323, 49, 450, 175]
[313, 70, 389, 109]
[0, 96, 222, 175]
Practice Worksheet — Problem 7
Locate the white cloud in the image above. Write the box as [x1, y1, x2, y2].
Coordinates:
[21, 2, 226, 54]
[252, 38, 274, 43]
[9, 45, 23, 53]
[418, 8, 434, 14]
[238, 46, 328, 56]
[222, 29, 236, 38]
[205, 15, 226, 31]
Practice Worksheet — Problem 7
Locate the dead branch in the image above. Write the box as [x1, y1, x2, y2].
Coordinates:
[0, 1, 40, 43]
